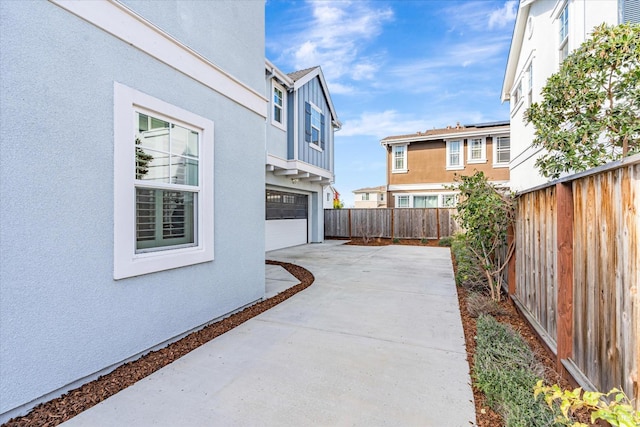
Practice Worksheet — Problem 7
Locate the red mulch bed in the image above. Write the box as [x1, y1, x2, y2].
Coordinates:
[2, 261, 314, 427]
[344, 237, 441, 247]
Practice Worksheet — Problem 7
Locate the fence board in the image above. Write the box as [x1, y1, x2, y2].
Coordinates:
[511, 155, 639, 408]
[514, 186, 558, 350]
[324, 208, 459, 239]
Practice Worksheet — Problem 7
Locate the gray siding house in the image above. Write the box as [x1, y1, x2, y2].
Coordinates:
[0, 1, 267, 422]
[265, 61, 341, 250]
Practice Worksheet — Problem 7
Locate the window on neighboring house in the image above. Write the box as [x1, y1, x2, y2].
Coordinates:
[305, 102, 325, 150]
[468, 137, 486, 163]
[446, 140, 463, 169]
[413, 195, 438, 208]
[513, 80, 522, 106]
[494, 136, 511, 166]
[396, 195, 410, 208]
[326, 192, 330, 202]
[272, 82, 285, 129]
[362, 193, 370, 201]
[380, 193, 384, 201]
[114, 83, 214, 279]
[527, 62, 533, 105]
[392, 145, 407, 172]
[442, 194, 457, 208]
[559, 3, 569, 63]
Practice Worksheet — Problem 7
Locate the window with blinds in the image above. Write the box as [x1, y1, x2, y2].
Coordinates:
[134, 111, 199, 252]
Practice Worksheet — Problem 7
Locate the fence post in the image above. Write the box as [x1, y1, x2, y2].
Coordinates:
[348, 209, 352, 239]
[556, 182, 574, 374]
[390, 208, 394, 239]
[507, 222, 516, 296]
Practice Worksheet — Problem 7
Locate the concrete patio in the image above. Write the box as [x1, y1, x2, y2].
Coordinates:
[62, 241, 476, 426]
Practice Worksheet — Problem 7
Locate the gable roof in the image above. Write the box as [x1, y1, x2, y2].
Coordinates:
[502, 0, 534, 101]
[265, 60, 342, 129]
[352, 185, 386, 194]
[381, 121, 509, 146]
[291, 66, 341, 129]
[287, 66, 318, 82]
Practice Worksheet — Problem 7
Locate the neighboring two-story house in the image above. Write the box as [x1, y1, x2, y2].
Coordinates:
[265, 61, 341, 251]
[353, 186, 387, 208]
[502, 0, 639, 191]
[381, 122, 510, 208]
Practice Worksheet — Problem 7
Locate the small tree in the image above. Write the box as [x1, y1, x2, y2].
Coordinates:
[333, 198, 344, 209]
[525, 23, 640, 179]
[453, 172, 515, 301]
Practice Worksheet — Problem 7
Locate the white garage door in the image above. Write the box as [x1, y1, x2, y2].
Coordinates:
[265, 190, 308, 251]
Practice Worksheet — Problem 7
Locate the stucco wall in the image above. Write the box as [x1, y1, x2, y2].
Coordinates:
[0, 1, 265, 420]
[387, 138, 510, 186]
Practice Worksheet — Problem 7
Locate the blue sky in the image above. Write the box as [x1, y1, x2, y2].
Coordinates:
[266, 0, 517, 207]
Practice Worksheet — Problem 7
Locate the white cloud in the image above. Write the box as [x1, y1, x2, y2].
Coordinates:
[488, 1, 517, 29]
[338, 110, 429, 139]
[274, 1, 393, 83]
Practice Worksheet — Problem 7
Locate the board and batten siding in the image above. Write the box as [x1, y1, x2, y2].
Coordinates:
[294, 77, 332, 170]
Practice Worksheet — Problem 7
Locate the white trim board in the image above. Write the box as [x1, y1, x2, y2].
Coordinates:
[50, 0, 267, 118]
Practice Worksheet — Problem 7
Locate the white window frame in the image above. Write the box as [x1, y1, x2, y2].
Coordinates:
[362, 193, 370, 201]
[310, 102, 323, 150]
[392, 144, 408, 173]
[441, 193, 457, 208]
[271, 81, 286, 131]
[493, 134, 511, 168]
[396, 195, 410, 208]
[558, 2, 569, 64]
[467, 137, 487, 163]
[527, 62, 534, 105]
[114, 82, 214, 279]
[446, 139, 464, 170]
[413, 195, 439, 208]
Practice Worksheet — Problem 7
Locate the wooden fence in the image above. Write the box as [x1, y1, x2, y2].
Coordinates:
[508, 154, 639, 407]
[324, 208, 459, 240]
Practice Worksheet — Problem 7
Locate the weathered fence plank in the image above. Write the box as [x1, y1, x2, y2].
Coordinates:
[324, 208, 459, 239]
[510, 155, 639, 408]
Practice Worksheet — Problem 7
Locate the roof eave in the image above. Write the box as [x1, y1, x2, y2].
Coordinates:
[501, 1, 533, 102]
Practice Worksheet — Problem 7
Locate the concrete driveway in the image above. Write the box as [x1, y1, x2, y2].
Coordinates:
[62, 241, 476, 426]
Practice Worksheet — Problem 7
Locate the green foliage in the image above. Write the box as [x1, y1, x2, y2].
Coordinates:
[535, 381, 640, 427]
[473, 315, 557, 427]
[525, 23, 640, 178]
[392, 237, 400, 243]
[452, 172, 515, 301]
[135, 137, 154, 179]
[451, 234, 486, 290]
[333, 198, 344, 209]
[420, 238, 428, 244]
[438, 236, 453, 247]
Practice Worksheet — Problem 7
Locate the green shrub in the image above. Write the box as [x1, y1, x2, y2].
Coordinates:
[535, 382, 640, 427]
[392, 237, 400, 243]
[420, 238, 428, 244]
[451, 234, 486, 291]
[438, 236, 453, 246]
[473, 315, 558, 427]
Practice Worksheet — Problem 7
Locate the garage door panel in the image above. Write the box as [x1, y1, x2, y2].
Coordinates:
[265, 219, 307, 251]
